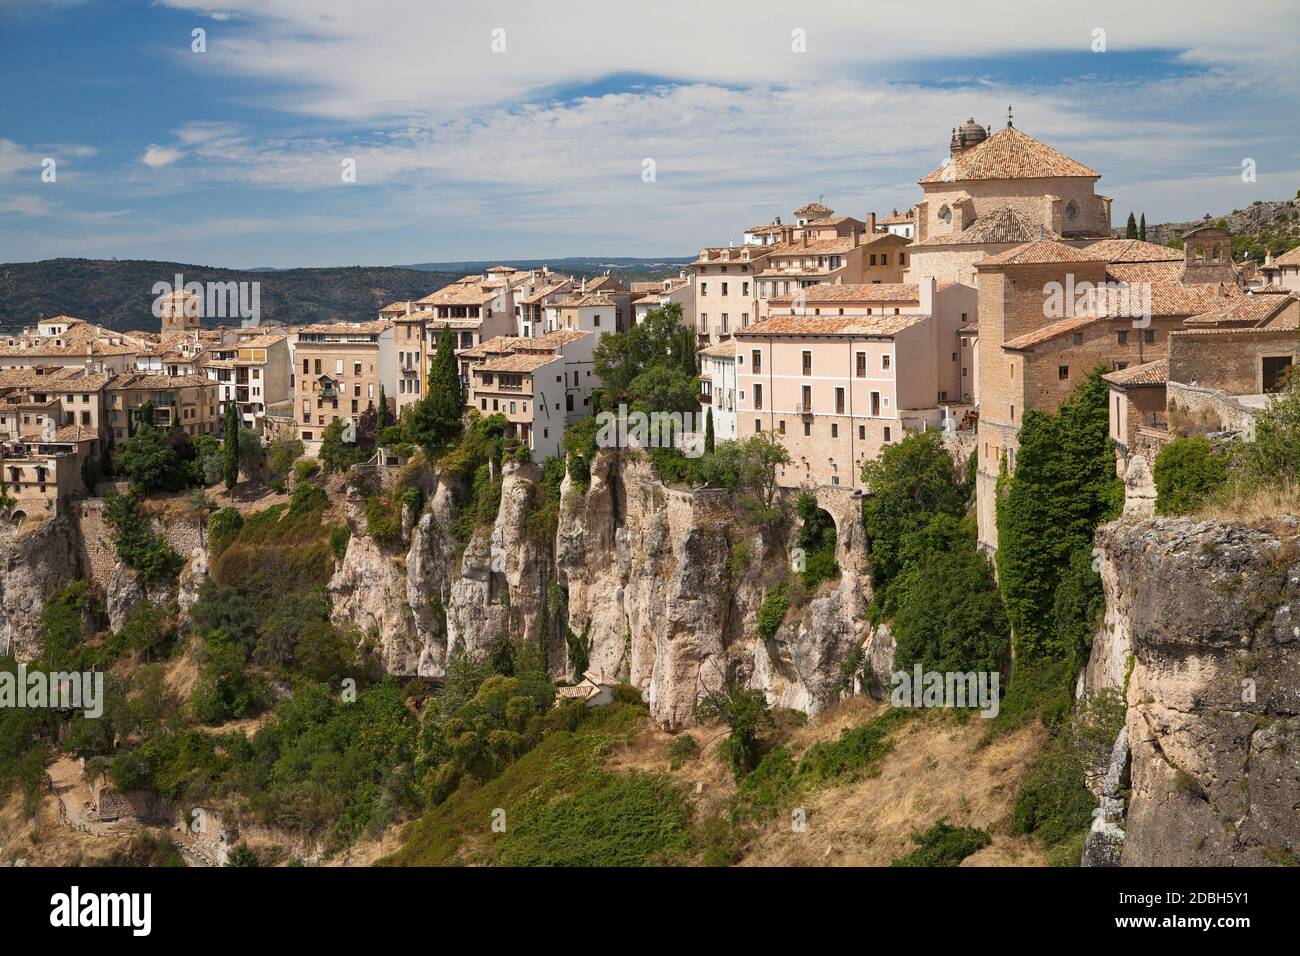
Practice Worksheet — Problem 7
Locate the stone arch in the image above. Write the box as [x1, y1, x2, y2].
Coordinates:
[938, 204, 952, 225]
[10, 510, 26, 527]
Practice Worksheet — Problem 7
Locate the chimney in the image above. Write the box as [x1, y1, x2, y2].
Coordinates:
[920, 277, 935, 316]
[802, 232, 808, 248]
[866, 212, 877, 234]
[405, 301, 411, 316]
[854, 231, 860, 248]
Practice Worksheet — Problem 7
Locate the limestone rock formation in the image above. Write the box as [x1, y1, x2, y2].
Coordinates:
[0, 515, 82, 659]
[1090, 517, 1300, 865]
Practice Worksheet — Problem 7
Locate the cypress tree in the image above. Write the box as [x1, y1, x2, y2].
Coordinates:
[1139, 213, 1146, 241]
[1125, 212, 1138, 239]
[428, 325, 464, 446]
[222, 401, 239, 489]
[705, 405, 715, 454]
[377, 384, 390, 432]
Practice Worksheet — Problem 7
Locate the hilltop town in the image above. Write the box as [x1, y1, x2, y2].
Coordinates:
[3, 115, 1300, 872]
[4, 115, 1298, 538]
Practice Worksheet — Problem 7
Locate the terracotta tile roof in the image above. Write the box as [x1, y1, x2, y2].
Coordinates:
[745, 223, 783, 234]
[698, 339, 737, 359]
[918, 126, 1099, 184]
[459, 335, 521, 359]
[294, 320, 390, 336]
[518, 281, 572, 306]
[478, 352, 561, 374]
[768, 282, 919, 306]
[1084, 239, 1184, 263]
[417, 283, 499, 307]
[794, 202, 834, 217]
[1105, 271, 1245, 317]
[1254, 283, 1289, 293]
[583, 275, 625, 293]
[523, 329, 591, 350]
[1103, 359, 1168, 388]
[379, 300, 415, 314]
[110, 373, 215, 391]
[1002, 314, 1105, 350]
[485, 265, 518, 274]
[1271, 246, 1300, 267]
[913, 206, 1062, 249]
[1184, 294, 1296, 327]
[878, 208, 914, 225]
[736, 313, 925, 338]
[981, 238, 1107, 266]
[561, 292, 618, 307]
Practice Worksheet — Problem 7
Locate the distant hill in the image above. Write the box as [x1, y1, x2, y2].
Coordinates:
[393, 256, 693, 274]
[0, 259, 460, 333]
[1118, 196, 1300, 261]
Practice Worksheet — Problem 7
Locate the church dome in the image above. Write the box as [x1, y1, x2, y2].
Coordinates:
[950, 117, 989, 153]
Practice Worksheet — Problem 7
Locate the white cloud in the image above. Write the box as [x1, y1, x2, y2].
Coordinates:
[155, 0, 1300, 124]
[141, 144, 185, 167]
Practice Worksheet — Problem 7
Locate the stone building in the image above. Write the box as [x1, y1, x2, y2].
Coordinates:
[906, 114, 1113, 287]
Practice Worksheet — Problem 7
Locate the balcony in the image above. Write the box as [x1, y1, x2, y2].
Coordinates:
[699, 391, 711, 405]
[795, 403, 813, 419]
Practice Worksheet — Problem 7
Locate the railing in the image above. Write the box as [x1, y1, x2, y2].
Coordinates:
[795, 403, 813, 417]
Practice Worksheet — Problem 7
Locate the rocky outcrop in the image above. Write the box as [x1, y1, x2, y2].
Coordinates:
[1089, 517, 1300, 866]
[556, 452, 869, 728]
[0, 515, 83, 659]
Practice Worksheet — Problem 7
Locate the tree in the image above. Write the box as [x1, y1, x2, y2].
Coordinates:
[995, 367, 1122, 660]
[695, 686, 771, 780]
[319, 419, 365, 474]
[116, 416, 185, 494]
[376, 385, 390, 432]
[1243, 370, 1300, 485]
[222, 401, 239, 489]
[592, 303, 698, 412]
[1125, 212, 1138, 239]
[428, 325, 465, 442]
[704, 406, 716, 454]
[706, 431, 790, 514]
[1139, 213, 1146, 242]
[860, 430, 966, 590]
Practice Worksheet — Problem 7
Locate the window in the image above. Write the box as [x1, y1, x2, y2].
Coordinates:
[700, 283, 707, 296]
[1263, 355, 1294, 392]
[778, 420, 785, 434]
[752, 350, 762, 373]
[753, 383, 763, 410]
[721, 282, 728, 295]
[856, 352, 866, 377]
[755, 418, 762, 433]
[803, 421, 811, 436]
[1143, 330, 1155, 344]
[1011, 404, 1016, 421]
[831, 423, 838, 438]
[1059, 365, 1070, 381]
[1073, 333, 1084, 346]
[869, 254, 877, 266]
[882, 354, 891, 371]
[802, 351, 812, 376]
[858, 425, 865, 440]
[835, 387, 845, 414]
[870, 391, 880, 416]
[880, 254, 888, 266]
[1117, 330, 1128, 345]
[801, 384, 812, 411]
[884, 427, 891, 442]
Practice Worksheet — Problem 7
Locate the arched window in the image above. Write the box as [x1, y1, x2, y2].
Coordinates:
[938, 204, 952, 225]
[1065, 200, 1078, 221]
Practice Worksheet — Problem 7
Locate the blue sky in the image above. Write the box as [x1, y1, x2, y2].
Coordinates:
[1, 0, 1297, 268]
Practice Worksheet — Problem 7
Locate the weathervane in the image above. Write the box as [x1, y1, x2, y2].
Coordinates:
[1007, 105, 1014, 128]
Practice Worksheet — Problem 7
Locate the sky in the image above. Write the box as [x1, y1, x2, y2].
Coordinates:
[1, 0, 1297, 268]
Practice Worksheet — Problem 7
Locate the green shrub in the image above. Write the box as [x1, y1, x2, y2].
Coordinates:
[891, 818, 991, 866]
[104, 493, 182, 584]
[498, 771, 692, 866]
[207, 507, 244, 559]
[329, 524, 351, 560]
[756, 582, 789, 640]
[669, 734, 698, 770]
[1154, 436, 1228, 515]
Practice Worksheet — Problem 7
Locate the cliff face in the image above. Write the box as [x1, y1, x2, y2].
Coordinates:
[556, 452, 874, 727]
[332, 451, 872, 729]
[0, 515, 83, 659]
[1087, 518, 1300, 866]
